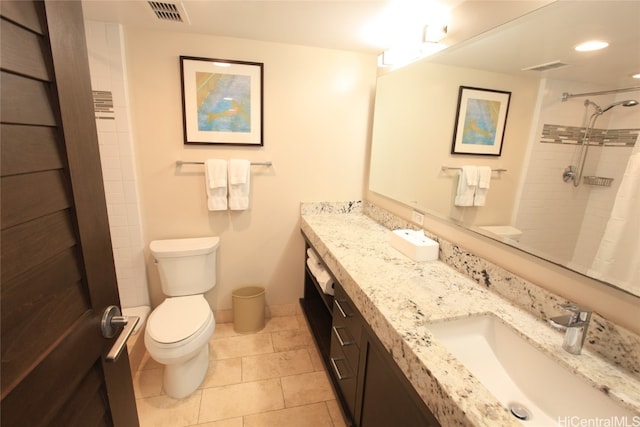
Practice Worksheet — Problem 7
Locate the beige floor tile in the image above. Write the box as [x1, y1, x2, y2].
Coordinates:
[211, 322, 239, 340]
[268, 303, 298, 318]
[296, 313, 307, 327]
[199, 357, 242, 389]
[198, 378, 285, 423]
[210, 333, 274, 360]
[326, 399, 348, 427]
[194, 418, 243, 427]
[259, 315, 300, 333]
[306, 341, 326, 372]
[243, 402, 333, 427]
[281, 371, 335, 407]
[134, 314, 348, 427]
[133, 367, 163, 398]
[242, 349, 313, 382]
[271, 328, 311, 352]
[136, 391, 202, 427]
[139, 352, 163, 370]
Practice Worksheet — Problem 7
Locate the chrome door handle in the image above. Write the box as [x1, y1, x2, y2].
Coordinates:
[101, 305, 140, 363]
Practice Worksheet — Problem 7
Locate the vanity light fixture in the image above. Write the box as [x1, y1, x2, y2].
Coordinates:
[378, 44, 422, 67]
[423, 24, 447, 43]
[632, 73, 640, 79]
[574, 40, 609, 52]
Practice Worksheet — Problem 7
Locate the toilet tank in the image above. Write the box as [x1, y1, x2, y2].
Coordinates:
[150, 237, 220, 296]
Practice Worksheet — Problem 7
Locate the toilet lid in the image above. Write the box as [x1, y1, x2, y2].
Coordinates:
[147, 295, 211, 344]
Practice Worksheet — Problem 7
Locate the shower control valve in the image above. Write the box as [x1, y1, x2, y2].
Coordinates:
[562, 166, 575, 183]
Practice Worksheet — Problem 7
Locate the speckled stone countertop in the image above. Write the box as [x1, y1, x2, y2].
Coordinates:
[300, 206, 640, 427]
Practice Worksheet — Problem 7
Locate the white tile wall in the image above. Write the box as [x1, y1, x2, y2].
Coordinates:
[515, 80, 639, 273]
[85, 21, 150, 308]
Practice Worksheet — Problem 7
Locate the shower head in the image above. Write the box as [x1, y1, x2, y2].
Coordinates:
[600, 99, 639, 113]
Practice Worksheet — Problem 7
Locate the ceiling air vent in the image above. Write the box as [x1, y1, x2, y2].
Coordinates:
[522, 61, 569, 72]
[148, 1, 190, 24]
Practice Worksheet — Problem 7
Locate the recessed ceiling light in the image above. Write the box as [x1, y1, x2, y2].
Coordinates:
[575, 40, 609, 52]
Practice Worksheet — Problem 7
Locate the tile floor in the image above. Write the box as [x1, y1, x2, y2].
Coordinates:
[133, 314, 348, 427]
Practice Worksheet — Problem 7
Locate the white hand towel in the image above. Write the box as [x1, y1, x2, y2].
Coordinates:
[454, 166, 478, 206]
[474, 166, 492, 206]
[228, 158, 251, 210]
[205, 159, 227, 211]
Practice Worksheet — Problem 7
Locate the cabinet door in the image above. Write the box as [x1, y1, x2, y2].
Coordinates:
[358, 338, 440, 427]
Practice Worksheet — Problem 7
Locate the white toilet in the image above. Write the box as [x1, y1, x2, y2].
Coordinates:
[144, 236, 220, 399]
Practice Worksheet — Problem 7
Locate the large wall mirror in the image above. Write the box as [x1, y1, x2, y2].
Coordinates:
[369, 1, 640, 297]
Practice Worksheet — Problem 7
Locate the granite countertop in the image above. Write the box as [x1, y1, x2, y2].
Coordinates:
[300, 211, 640, 427]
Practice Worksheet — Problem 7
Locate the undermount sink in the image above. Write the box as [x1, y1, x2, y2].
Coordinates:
[428, 314, 637, 426]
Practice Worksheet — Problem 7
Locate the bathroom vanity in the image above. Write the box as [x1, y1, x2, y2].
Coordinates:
[301, 240, 439, 426]
[299, 202, 640, 427]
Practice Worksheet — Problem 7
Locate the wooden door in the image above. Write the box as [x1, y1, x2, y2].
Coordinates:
[1, 1, 139, 425]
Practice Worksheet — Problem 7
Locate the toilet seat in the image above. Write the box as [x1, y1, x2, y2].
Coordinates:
[147, 295, 212, 345]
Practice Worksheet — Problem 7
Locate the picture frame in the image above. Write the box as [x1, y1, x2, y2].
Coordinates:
[180, 56, 263, 146]
[450, 86, 511, 156]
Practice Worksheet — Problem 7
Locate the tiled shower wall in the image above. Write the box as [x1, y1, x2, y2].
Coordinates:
[85, 21, 150, 309]
[514, 78, 640, 272]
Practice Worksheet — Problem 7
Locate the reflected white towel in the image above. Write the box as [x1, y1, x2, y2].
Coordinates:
[455, 166, 478, 206]
[474, 166, 492, 206]
[228, 158, 251, 210]
[205, 159, 227, 211]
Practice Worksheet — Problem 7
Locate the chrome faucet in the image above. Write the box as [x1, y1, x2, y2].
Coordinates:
[549, 303, 592, 355]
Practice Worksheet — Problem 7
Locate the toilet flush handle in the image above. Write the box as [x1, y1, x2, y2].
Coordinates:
[101, 305, 140, 363]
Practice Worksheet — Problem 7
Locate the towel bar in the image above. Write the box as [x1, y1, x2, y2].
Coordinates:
[176, 160, 272, 167]
[441, 166, 507, 172]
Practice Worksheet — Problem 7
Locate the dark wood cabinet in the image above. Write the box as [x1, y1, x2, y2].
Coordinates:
[357, 327, 441, 427]
[300, 236, 441, 427]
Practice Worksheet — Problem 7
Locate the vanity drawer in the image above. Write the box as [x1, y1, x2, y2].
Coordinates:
[329, 336, 358, 416]
[332, 285, 362, 347]
[331, 324, 360, 374]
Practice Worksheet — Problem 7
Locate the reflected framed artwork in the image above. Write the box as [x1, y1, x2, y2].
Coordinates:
[451, 86, 511, 156]
[180, 56, 263, 145]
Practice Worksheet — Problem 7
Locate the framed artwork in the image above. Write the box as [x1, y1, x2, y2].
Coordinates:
[180, 56, 263, 145]
[450, 86, 511, 156]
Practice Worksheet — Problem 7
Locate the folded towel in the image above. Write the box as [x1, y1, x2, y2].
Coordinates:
[474, 166, 492, 206]
[228, 159, 251, 210]
[229, 158, 249, 185]
[477, 166, 492, 189]
[205, 159, 227, 211]
[455, 166, 477, 206]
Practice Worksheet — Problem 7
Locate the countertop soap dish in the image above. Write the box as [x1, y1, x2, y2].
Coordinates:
[390, 229, 439, 261]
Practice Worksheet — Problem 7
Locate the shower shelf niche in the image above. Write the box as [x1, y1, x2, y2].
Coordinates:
[583, 176, 614, 187]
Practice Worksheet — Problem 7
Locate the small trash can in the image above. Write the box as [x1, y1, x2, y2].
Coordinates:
[232, 286, 266, 333]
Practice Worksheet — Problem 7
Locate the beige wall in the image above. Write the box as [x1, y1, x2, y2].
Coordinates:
[124, 27, 377, 312]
